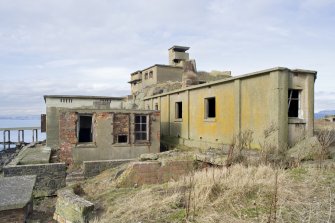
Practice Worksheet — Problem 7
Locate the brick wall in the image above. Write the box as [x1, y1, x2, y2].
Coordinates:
[59, 112, 78, 165]
[83, 159, 134, 178]
[113, 114, 129, 143]
[117, 160, 195, 187]
[3, 163, 67, 197]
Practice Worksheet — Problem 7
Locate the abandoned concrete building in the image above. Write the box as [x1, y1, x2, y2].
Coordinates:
[44, 95, 160, 164]
[43, 45, 317, 164]
[325, 115, 335, 122]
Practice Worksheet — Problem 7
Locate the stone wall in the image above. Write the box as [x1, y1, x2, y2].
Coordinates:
[3, 163, 66, 197]
[0, 207, 26, 223]
[83, 159, 134, 178]
[54, 189, 94, 223]
[117, 160, 195, 187]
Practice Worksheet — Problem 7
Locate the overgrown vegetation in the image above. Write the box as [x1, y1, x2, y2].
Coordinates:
[83, 123, 335, 223]
[85, 164, 335, 223]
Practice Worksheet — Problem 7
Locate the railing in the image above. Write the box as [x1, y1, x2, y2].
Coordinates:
[0, 127, 41, 150]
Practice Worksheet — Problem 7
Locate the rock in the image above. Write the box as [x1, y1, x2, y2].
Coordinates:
[194, 153, 226, 166]
[140, 153, 159, 161]
[288, 136, 321, 161]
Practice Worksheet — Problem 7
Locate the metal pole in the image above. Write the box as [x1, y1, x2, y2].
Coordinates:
[3, 130, 5, 149]
[3, 130, 10, 149]
[34, 129, 38, 142]
[18, 130, 24, 143]
[32, 129, 35, 142]
[8, 130, 10, 149]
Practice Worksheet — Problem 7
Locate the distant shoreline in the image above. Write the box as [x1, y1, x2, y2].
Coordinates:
[0, 115, 40, 120]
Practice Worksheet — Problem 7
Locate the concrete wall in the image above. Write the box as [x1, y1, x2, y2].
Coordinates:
[45, 96, 123, 149]
[117, 160, 195, 187]
[156, 66, 183, 83]
[54, 189, 94, 223]
[130, 65, 183, 94]
[83, 159, 134, 178]
[3, 163, 67, 197]
[144, 67, 316, 150]
[141, 66, 158, 88]
[287, 70, 315, 145]
[58, 109, 160, 164]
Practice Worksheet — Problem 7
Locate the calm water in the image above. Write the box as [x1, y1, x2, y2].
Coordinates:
[0, 118, 46, 150]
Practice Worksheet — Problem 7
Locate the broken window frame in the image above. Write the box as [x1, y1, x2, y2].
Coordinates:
[288, 89, 301, 118]
[149, 71, 153, 78]
[134, 114, 149, 142]
[155, 103, 159, 110]
[77, 114, 94, 143]
[175, 101, 183, 120]
[117, 134, 128, 144]
[205, 97, 216, 119]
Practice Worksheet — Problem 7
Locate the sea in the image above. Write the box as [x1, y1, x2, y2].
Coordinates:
[0, 116, 46, 151]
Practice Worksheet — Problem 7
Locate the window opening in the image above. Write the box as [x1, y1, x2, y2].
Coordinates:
[117, 135, 128, 143]
[155, 103, 158, 110]
[135, 115, 148, 141]
[175, 102, 182, 119]
[78, 115, 93, 142]
[205, 97, 216, 118]
[288, 89, 300, 118]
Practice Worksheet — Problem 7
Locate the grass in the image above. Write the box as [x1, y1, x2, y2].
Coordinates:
[83, 163, 335, 223]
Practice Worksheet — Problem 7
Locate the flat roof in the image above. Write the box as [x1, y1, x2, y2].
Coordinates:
[130, 64, 182, 78]
[168, 45, 190, 52]
[144, 67, 317, 100]
[142, 64, 183, 72]
[44, 95, 125, 102]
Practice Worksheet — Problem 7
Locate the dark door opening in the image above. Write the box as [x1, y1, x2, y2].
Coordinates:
[78, 115, 92, 142]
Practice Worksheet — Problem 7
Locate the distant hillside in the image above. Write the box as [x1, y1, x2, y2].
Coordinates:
[315, 110, 335, 119]
[0, 115, 40, 120]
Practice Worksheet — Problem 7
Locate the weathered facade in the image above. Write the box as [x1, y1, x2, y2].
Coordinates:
[44, 45, 317, 159]
[128, 46, 230, 95]
[44, 96, 160, 164]
[143, 67, 316, 149]
[44, 95, 124, 149]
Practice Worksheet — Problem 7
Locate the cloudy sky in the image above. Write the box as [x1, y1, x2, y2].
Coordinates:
[0, 0, 334, 115]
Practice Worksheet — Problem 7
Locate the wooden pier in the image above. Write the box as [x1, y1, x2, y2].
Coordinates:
[0, 127, 41, 149]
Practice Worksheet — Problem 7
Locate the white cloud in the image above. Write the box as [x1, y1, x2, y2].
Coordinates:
[0, 0, 334, 115]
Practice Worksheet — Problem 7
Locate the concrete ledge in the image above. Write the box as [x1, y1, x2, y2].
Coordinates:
[3, 163, 66, 197]
[83, 159, 135, 178]
[0, 175, 36, 211]
[116, 160, 195, 187]
[54, 189, 94, 223]
[7, 144, 51, 166]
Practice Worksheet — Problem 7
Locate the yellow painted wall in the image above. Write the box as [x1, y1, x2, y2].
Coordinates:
[240, 74, 272, 145]
[160, 96, 170, 136]
[144, 68, 316, 150]
[188, 82, 236, 145]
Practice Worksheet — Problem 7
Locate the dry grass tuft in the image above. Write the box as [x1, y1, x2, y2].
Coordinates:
[84, 164, 335, 223]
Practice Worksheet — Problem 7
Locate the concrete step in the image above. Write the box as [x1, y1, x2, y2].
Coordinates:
[66, 170, 85, 185]
[66, 176, 85, 182]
